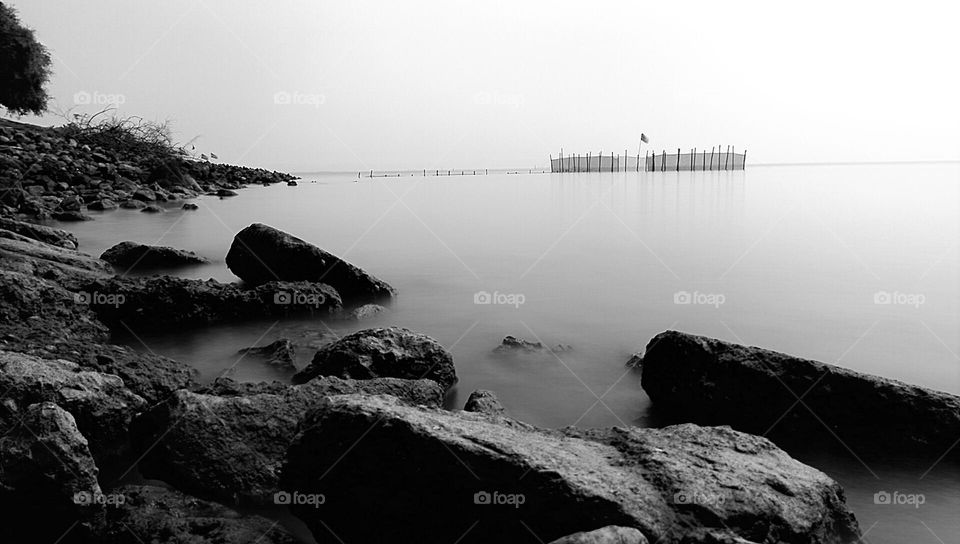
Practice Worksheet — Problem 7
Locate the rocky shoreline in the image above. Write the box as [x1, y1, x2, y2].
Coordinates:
[9, 118, 955, 542]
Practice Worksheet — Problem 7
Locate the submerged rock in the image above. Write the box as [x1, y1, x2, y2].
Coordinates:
[0, 402, 102, 543]
[133, 377, 444, 505]
[345, 303, 386, 321]
[182, 202, 199, 210]
[463, 389, 506, 415]
[293, 326, 457, 392]
[624, 353, 643, 370]
[100, 241, 209, 270]
[641, 330, 960, 456]
[0, 350, 147, 460]
[238, 338, 297, 371]
[120, 199, 146, 209]
[281, 394, 860, 544]
[494, 335, 573, 354]
[97, 485, 298, 544]
[83, 275, 341, 330]
[87, 198, 119, 211]
[225, 223, 396, 299]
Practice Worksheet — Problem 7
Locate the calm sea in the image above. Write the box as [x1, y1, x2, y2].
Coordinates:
[58, 163, 960, 543]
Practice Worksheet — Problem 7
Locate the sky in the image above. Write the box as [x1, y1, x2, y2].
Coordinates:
[8, 0, 960, 171]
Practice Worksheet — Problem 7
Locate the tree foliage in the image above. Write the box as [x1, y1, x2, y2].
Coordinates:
[0, 2, 52, 115]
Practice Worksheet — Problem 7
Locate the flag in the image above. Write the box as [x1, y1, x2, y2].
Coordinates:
[640, 133, 649, 143]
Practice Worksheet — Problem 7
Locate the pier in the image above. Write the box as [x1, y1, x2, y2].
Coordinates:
[551, 146, 746, 172]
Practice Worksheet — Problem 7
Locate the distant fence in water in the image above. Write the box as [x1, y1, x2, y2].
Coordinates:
[550, 147, 746, 172]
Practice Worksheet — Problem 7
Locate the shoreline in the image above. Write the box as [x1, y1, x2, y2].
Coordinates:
[1, 118, 956, 542]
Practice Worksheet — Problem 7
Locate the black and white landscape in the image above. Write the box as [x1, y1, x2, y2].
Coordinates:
[1, 1, 959, 543]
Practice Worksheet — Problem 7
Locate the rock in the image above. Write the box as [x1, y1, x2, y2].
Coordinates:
[286, 180, 297, 186]
[625, 353, 643, 370]
[140, 204, 163, 213]
[345, 303, 386, 321]
[463, 389, 506, 415]
[225, 223, 396, 299]
[280, 395, 860, 544]
[52, 210, 92, 221]
[119, 199, 145, 209]
[216, 188, 238, 197]
[238, 338, 297, 371]
[56, 195, 82, 211]
[0, 231, 111, 285]
[182, 202, 199, 210]
[96, 485, 298, 544]
[83, 275, 341, 330]
[100, 241, 209, 270]
[132, 187, 156, 201]
[87, 198, 118, 211]
[548, 526, 648, 544]
[493, 335, 572, 355]
[133, 377, 444, 505]
[0, 402, 103, 543]
[0, 350, 147, 460]
[0, 217, 78, 249]
[147, 160, 203, 192]
[293, 326, 457, 392]
[640, 330, 960, 457]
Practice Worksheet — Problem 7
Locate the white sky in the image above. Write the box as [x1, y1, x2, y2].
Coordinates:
[10, 0, 960, 171]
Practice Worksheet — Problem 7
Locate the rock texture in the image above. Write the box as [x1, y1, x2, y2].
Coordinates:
[83, 275, 341, 330]
[548, 526, 648, 544]
[96, 485, 298, 544]
[494, 335, 573, 354]
[100, 241, 208, 270]
[281, 395, 861, 544]
[293, 326, 457, 392]
[641, 330, 960, 456]
[0, 351, 146, 460]
[133, 377, 444, 505]
[239, 338, 297, 371]
[0, 402, 102, 543]
[463, 389, 506, 415]
[225, 223, 396, 299]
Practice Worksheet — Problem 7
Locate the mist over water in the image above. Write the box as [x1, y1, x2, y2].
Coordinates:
[57, 163, 960, 543]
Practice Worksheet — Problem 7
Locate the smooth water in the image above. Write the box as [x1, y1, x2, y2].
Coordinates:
[57, 163, 960, 542]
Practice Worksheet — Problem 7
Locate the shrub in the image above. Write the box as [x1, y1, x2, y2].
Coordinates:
[0, 2, 52, 115]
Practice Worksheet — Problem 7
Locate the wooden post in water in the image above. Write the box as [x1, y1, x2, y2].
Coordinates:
[709, 147, 714, 171]
[731, 147, 735, 171]
[587, 152, 591, 171]
[724, 145, 729, 170]
[676, 148, 680, 172]
[742, 150, 746, 170]
[611, 152, 614, 173]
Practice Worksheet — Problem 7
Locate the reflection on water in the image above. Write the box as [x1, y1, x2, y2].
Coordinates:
[55, 163, 960, 543]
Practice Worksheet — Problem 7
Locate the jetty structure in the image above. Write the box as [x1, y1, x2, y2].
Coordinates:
[551, 145, 746, 172]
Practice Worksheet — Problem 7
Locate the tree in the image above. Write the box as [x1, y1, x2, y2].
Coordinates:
[0, 2, 51, 115]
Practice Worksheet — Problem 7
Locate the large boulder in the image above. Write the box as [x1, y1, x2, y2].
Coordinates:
[641, 330, 960, 456]
[0, 350, 147, 460]
[292, 326, 457, 392]
[0, 217, 78, 249]
[83, 275, 341, 330]
[225, 223, 396, 299]
[280, 395, 860, 544]
[0, 402, 102, 543]
[132, 377, 444, 505]
[100, 241, 209, 270]
[549, 526, 648, 544]
[96, 485, 298, 544]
